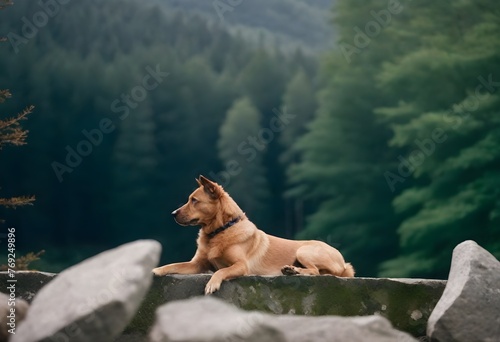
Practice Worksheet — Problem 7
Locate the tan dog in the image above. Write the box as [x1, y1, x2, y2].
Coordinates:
[153, 176, 354, 294]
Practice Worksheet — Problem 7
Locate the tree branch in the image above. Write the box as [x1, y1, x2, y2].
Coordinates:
[0, 195, 36, 208]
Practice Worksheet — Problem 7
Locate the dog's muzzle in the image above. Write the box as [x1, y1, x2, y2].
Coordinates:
[171, 209, 197, 226]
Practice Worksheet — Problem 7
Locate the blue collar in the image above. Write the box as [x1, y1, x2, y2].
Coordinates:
[207, 214, 244, 239]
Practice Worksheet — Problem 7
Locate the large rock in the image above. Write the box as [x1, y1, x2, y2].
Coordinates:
[427, 240, 500, 341]
[139, 274, 445, 338]
[0, 271, 445, 339]
[0, 292, 29, 342]
[149, 296, 417, 342]
[12, 240, 161, 342]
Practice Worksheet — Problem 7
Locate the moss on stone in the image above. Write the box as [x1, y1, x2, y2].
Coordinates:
[0, 272, 445, 339]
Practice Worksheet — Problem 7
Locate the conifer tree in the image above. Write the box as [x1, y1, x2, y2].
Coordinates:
[280, 68, 317, 236]
[280, 68, 317, 165]
[218, 97, 271, 227]
[111, 103, 162, 242]
[287, 0, 400, 276]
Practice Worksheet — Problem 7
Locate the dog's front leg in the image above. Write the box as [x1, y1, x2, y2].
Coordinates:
[205, 260, 248, 294]
[153, 261, 205, 276]
[153, 252, 211, 276]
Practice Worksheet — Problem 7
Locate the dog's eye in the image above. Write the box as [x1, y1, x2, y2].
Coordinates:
[191, 197, 198, 204]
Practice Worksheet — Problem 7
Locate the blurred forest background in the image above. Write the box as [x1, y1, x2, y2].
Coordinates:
[0, 0, 499, 278]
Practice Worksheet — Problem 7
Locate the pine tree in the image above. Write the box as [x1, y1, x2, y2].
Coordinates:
[111, 103, 162, 242]
[287, 0, 402, 276]
[238, 50, 287, 113]
[280, 68, 317, 165]
[217, 97, 271, 227]
[280, 68, 317, 236]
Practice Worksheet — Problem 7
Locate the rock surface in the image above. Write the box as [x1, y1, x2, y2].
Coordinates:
[149, 296, 417, 342]
[0, 271, 445, 339]
[0, 292, 29, 342]
[11, 240, 161, 342]
[2, 240, 498, 341]
[427, 240, 500, 342]
[140, 274, 445, 338]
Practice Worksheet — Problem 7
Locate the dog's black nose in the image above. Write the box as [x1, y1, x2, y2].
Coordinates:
[171, 209, 178, 216]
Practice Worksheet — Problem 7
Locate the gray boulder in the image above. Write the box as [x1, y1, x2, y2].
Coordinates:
[427, 240, 500, 341]
[0, 292, 29, 342]
[149, 297, 417, 342]
[12, 240, 161, 342]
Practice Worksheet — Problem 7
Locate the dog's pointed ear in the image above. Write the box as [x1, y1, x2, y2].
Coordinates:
[195, 177, 202, 187]
[198, 175, 221, 199]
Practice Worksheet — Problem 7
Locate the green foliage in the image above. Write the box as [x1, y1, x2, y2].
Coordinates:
[218, 97, 271, 226]
[287, 0, 400, 276]
[278, 68, 318, 237]
[288, 0, 500, 278]
[280, 68, 317, 165]
[154, 0, 335, 52]
[0, 0, 308, 268]
[1, 0, 499, 278]
[238, 50, 288, 113]
[111, 104, 162, 242]
[376, 0, 500, 278]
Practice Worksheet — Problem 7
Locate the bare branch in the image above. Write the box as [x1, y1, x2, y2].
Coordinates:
[0, 104, 34, 149]
[0, 1, 36, 216]
[0, 195, 36, 208]
[0, 89, 12, 103]
[0, 250, 45, 271]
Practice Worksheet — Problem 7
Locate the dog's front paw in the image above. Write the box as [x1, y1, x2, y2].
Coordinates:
[205, 277, 222, 295]
[281, 265, 300, 275]
[152, 267, 167, 276]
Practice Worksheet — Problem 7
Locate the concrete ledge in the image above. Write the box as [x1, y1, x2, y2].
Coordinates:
[0, 272, 446, 338]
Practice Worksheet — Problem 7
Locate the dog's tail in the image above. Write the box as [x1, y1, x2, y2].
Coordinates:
[340, 262, 355, 277]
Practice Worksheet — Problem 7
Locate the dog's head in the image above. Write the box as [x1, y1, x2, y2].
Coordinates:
[171, 175, 225, 227]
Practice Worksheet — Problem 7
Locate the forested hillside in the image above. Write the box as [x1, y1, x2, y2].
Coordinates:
[0, 0, 318, 269]
[289, 0, 500, 277]
[154, 0, 335, 52]
[1, 0, 498, 278]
